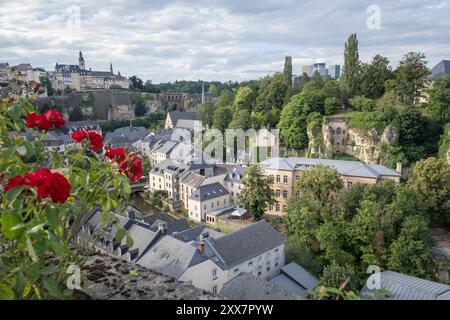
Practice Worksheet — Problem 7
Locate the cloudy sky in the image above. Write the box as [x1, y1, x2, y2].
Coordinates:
[1, 0, 449, 83]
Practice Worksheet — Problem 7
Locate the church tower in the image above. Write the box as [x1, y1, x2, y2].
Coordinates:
[79, 51, 85, 70]
[110, 62, 114, 75]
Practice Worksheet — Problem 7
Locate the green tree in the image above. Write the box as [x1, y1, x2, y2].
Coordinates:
[319, 263, 360, 294]
[228, 109, 251, 131]
[212, 106, 232, 132]
[408, 157, 450, 225]
[69, 106, 83, 121]
[388, 215, 436, 279]
[277, 94, 308, 150]
[233, 86, 256, 112]
[132, 95, 147, 117]
[283, 56, 293, 88]
[129, 75, 144, 91]
[143, 80, 161, 93]
[237, 165, 275, 220]
[208, 83, 219, 97]
[198, 101, 215, 128]
[324, 97, 341, 115]
[296, 164, 343, 208]
[340, 33, 361, 99]
[428, 75, 450, 122]
[394, 52, 429, 103]
[216, 90, 234, 109]
[360, 55, 393, 99]
[349, 96, 376, 112]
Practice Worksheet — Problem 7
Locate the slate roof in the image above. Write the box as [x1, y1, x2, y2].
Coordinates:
[55, 64, 80, 74]
[154, 140, 179, 155]
[360, 271, 450, 300]
[429, 60, 450, 81]
[172, 227, 224, 243]
[136, 236, 202, 279]
[168, 112, 198, 126]
[225, 166, 247, 183]
[149, 218, 191, 235]
[151, 159, 213, 176]
[206, 220, 285, 268]
[280, 262, 319, 290]
[220, 273, 295, 300]
[181, 171, 206, 188]
[271, 274, 309, 297]
[120, 222, 160, 260]
[260, 157, 401, 179]
[189, 182, 229, 201]
[175, 119, 202, 130]
[142, 129, 176, 144]
[141, 213, 175, 226]
[104, 126, 148, 147]
[64, 120, 100, 133]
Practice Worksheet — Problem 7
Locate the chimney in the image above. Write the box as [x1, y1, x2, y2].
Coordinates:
[396, 161, 402, 174]
[158, 222, 167, 235]
[197, 240, 205, 255]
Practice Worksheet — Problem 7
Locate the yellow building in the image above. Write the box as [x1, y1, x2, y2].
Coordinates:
[259, 157, 402, 216]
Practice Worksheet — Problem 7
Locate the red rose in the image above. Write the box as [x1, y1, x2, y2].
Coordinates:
[105, 148, 126, 163]
[5, 175, 25, 191]
[48, 173, 71, 203]
[43, 109, 65, 128]
[72, 130, 103, 152]
[4, 169, 71, 204]
[24, 168, 53, 199]
[26, 113, 39, 129]
[87, 131, 103, 152]
[25, 109, 65, 131]
[71, 130, 88, 142]
[118, 155, 143, 182]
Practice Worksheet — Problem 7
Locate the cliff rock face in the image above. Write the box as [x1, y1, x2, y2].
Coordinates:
[81, 254, 220, 300]
[308, 117, 398, 164]
[346, 125, 398, 163]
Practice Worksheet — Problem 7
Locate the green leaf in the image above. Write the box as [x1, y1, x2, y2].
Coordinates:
[4, 186, 24, 206]
[0, 285, 15, 300]
[1, 212, 24, 239]
[126, 234, 134, 248]
[42, 278, 62, 299]
[26, 236, 38, 262]
[115, 228, 126, 242]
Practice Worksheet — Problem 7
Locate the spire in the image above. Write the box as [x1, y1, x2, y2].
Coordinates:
[78, 51, 85, 69]
[110, 62, 113, 74]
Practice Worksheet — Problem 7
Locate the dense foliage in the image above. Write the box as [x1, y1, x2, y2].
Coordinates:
[285, 164, 443, 290]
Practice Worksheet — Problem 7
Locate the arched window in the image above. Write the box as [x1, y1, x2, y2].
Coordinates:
[336, 127, 342, 135]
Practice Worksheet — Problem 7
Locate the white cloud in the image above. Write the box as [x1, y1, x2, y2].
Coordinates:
[0, 0, 449, 82]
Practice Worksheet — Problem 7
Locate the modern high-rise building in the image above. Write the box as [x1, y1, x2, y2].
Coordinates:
[301, 63, 341, 79]
[328, 65, 341, 80]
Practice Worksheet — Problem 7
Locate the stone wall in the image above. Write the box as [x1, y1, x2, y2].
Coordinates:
[81, 254, 220, 300]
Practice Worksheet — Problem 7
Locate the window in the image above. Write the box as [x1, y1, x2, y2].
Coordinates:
[231, 191, 234, 196]
[217, 201, 219, 206]
[269, 204, 274, 211]
[347, 181, 353, 187]
[276, 204, 280, 212]
[248, 261, 253, 266]
[295, 190, 300, 197]
[283, 190, 288, 198]
[211, 203, 214, 208]
[212, 269, 217, 279]
[276, 190, 281, 197]
[212, 285, 218, 294]
[276, 175, 280, 183]
[295, 175, 300, 180]
[224, 199, 226, 204]
[283, 175, 288, 184]
[283, 204, 287, 211]
[336, 127, 342, 135]
[204, 205, 207, 210]
[234, 268, 239, 273]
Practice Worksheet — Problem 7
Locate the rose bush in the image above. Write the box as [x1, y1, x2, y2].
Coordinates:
[0, 98, 139, 299]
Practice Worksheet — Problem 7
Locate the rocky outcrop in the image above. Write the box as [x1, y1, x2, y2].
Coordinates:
[81, 254, 220, 300]
[308, 117, 398, 164]
[346, 125, 398, 164]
